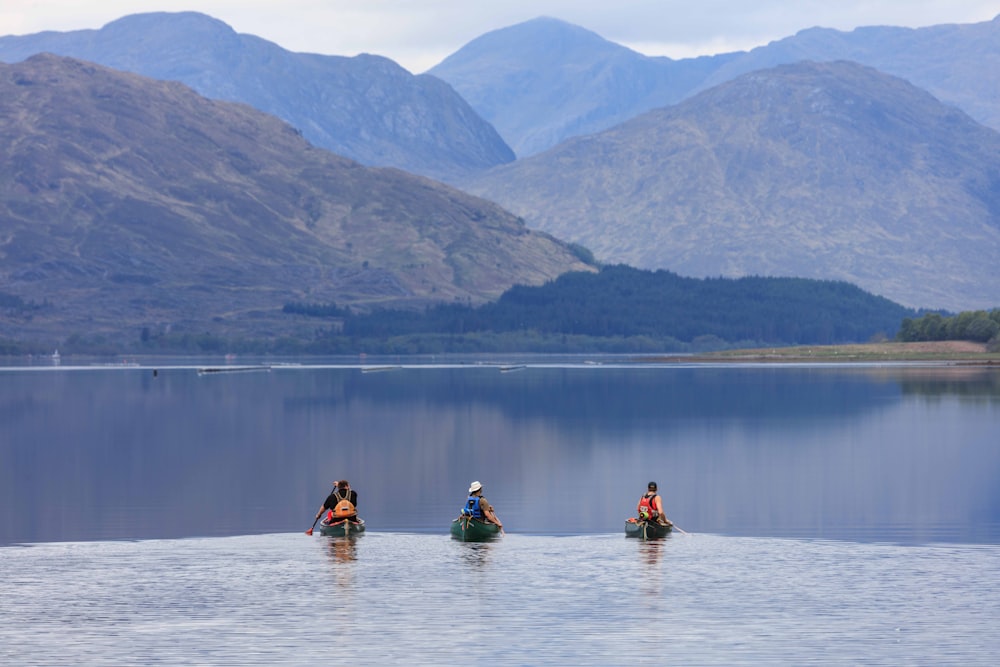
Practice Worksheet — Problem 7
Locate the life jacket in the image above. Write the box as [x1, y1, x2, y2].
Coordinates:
[462, 495, 483, 519]
[331, 489, 356, 519]
[637, 493, 660, 521]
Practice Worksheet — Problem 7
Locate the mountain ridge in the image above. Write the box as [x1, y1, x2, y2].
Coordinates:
[429, 13, 1000, 156]
[429, 16, 736, 157]
[0, 11, 515, 182]
[0, 54, 592, 343]
[460, 61, 1000, 311]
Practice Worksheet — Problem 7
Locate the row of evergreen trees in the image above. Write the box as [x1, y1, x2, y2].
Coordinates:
[321, 265, 916, 346]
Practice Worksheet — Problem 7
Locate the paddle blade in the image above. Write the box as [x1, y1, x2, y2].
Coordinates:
[305, 528, 314, 536]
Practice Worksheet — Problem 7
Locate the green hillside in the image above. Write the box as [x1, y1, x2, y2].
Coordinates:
[319, 265, 917, 353]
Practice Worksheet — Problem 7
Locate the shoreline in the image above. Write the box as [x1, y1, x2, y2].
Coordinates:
[651, 341, 1000, 365]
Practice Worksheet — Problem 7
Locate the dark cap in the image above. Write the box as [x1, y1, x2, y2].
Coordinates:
[648, 481, 657, 490]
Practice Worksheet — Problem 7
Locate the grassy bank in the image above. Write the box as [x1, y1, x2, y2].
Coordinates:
[669, 341, 1000, 363]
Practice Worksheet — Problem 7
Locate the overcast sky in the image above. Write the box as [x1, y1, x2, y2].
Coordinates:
[3, 1, 998, 73]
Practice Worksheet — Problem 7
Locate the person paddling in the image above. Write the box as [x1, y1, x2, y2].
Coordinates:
[637, 481, 672, 528]
[306, 479, 358, 535]
[463, 481, 503, 532]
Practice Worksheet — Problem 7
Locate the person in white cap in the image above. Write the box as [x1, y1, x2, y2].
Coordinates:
[462, 480, 503, 530]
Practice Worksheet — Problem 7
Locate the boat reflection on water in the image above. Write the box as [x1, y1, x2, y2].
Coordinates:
[637, 537, 666, 568]
[636, 539, 667, 609]
[322, 536, 359, 590]
[325, 536, 359, 564]
[454, 540, 495, 568]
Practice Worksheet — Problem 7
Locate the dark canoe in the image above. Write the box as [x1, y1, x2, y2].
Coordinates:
[319, 517, 366, 537]
[450, 515, 501, 541]
[624, 518, 672, 540]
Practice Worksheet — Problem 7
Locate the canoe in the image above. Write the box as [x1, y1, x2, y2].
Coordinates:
[319, 517, 366, 537]
[450, 515, 501, 541]
[624, 518, 672, 540]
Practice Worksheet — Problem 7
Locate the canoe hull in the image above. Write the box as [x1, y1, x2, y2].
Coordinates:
[319, 517, 366, 537]
[625, 518, 672, 540]
[450, 516, 501, 541]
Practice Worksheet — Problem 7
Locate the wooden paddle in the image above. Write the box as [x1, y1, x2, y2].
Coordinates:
[490, 510, 504, 535]
[665, 519, 688, 535]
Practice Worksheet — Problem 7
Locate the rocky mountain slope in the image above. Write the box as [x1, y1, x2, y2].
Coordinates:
[0, 55, 592, 343]
[695, 15, 1000, 131]
[460, 61, 1000, 311]
[428, 17, 736, 157]
[0, 11, 514, 182]
[430, 15, 1000, 156]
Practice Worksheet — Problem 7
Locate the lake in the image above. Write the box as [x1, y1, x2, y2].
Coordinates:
[2, 358, 999, 664]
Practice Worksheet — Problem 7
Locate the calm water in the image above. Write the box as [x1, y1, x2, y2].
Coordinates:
[2, 359, 1000, 664]
[2, 533, 999, 665]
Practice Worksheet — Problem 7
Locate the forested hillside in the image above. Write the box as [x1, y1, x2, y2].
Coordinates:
[333, 265, 915, 348]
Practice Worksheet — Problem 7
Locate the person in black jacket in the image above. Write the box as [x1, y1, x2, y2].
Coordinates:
[314, 479, 359, 524]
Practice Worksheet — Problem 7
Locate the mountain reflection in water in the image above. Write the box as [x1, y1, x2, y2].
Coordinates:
[1, 362, 998, 545]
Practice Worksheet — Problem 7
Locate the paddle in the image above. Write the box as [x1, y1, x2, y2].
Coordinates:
[305, 515, 320, 536]
[665, 519, 688, 535]
[491, 511, 505, 535]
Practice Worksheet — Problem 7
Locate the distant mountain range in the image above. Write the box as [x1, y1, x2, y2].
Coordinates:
[430, 14, 1000, 157]
[0, 12, 514, 182]
[428, 17, 737, 158]
[461, 61, 1000, 311]
[0, 55, 592, 343]
[1, 12, 997, 344]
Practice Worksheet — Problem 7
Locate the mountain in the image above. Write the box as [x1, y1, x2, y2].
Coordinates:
[695, 15, 1000, 132]
[0, 55, 593, 344]
[429, 14, 1000, 156]
[0, 11, 514, 182]
[428, 17, 737, 157]
[460, 61, 1000, 312]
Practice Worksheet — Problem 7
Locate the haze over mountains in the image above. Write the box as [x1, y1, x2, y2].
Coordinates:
[0, 12, 514, 183]
[0, 55, 590, 342]
[462, 61, 1000, 311]
[430, 14, 1000, 157]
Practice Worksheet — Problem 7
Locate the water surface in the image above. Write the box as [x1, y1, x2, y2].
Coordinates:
[3, 360, 1000, 665]
[2, 360, 998, 544]
[2, 532, 998, 666]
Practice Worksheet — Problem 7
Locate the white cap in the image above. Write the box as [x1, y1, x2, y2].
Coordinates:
[468, 481, 482, 493]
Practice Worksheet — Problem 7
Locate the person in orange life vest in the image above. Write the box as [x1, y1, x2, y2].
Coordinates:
[314, 479, 359, 524]
[463, 481, 503, 530]
[637, 481, 671, 527]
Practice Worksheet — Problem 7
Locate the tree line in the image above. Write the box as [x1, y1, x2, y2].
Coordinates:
[325, 265, 916, 346]
[9, 267, 995, 356]
[896, 310, 1000, 346]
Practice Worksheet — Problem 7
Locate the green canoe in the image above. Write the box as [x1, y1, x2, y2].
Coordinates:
[450, 515, 501, 541]
[319, 517, 366, 537]
[624, 518, 672, 540]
